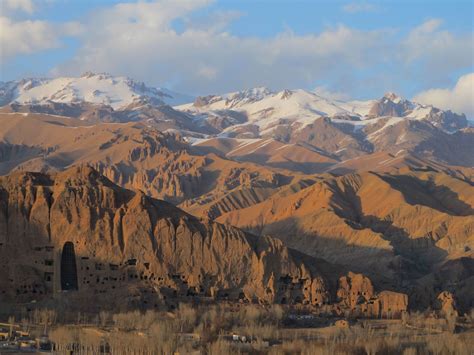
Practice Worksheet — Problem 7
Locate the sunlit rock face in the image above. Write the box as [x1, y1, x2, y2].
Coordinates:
[0, 166, 329, 309]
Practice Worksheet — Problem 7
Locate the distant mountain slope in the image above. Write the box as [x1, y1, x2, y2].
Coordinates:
[177, 88, 471, 169]
[191, 137, 338, 173]
[0, 112, 312, 212]
[178, 89, 467, 138]
[0, 112, 472, 210]
[0, 74, 471, 314]
[1, 74, 471, 169]
[191, 122, 474, 172]
[0, 72, 194, 109]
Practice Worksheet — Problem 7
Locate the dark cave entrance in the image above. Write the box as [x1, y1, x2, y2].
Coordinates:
[60, 242, 78, 291]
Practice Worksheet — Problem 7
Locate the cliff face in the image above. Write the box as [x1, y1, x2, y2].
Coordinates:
[0, 166, 329, 309]
[217, 169, 474, 312]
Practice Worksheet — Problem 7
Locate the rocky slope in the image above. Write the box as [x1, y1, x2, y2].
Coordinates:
[190, 111, 473, 170]
[178, 90, 467, 137]
[0, 74, 471, 314]
[0, 166, 409, 316]
[0, 113, 310, 208]
[215, 169, 474, 311]
[182, 90, 471, 169]
[0, 112, 471, 226]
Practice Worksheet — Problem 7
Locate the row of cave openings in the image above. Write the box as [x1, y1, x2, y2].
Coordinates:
[57, 243, 313, 306]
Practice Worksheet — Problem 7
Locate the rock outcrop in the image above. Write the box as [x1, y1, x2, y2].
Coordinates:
[0, 166, 329, 309]
[336, 272, 408, 318]
[435, 291, 458, 316]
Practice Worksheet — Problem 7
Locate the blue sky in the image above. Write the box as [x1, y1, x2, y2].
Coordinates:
[1, 0, 473, 114]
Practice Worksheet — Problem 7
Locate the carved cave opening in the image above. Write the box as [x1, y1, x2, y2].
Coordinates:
[60, 242, 78, 291]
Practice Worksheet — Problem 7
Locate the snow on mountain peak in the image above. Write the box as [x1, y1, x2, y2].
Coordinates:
[0, 73, 193, 109]
[1, 74, 467, 136]
[280, 89, 293, 99]
[176, 85, 468, 138]
[177, 87, 361, 134]
[224, 87, 274, 105]
[383, 92, 402, 103]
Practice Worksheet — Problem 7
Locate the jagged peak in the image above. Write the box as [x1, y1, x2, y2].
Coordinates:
[80, 71, 113, 79]
[381, 91, 411, 104]
[227, 86, 274, 100]
[382, 92, 404, 104]
[280, 89, 293, 99]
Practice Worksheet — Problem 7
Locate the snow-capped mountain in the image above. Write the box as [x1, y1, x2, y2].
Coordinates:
[177, 88, 467, 137]
[0, 74, 469, 166]
[0, 72, 194, 109]
[0, 72, 467, 135]
[0, 73, 472, 175]
[176, 87, 470, 167]
[180, 87, 358, 124]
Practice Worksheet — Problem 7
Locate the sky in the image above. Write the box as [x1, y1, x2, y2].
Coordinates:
[1, 0, 473, 116]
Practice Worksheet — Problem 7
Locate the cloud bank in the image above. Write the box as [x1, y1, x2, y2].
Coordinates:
[1, 0, 473, 98]
[414, 73, 474, 118]
[0, 0, 81, 60]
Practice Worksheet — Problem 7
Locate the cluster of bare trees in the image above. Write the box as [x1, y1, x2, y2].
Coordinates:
[3, 303, 472, 354]
[43, 304, 285, 354]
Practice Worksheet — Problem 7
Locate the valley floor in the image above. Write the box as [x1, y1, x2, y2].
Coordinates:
[1, 303, 473, 354]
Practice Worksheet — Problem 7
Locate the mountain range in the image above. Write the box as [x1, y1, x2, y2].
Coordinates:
[1, 72, 471, 172]
[0, 73, 472, 314]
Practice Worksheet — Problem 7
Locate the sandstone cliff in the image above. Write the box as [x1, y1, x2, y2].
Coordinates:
[0, 166, 411, 316]
[0, 166, 329, 309]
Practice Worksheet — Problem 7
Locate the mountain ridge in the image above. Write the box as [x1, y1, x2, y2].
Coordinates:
[0, 72, 194, 109]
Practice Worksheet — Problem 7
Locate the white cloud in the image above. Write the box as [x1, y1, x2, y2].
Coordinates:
[53, 0, 391, 94]
[0, 0, 80, 60]
[2, 0, 35, 14]
[0, 16, 82, 60]
[183, 10, 242, 33]
[0, 16, 58, 58]
[1, 1, 472, 99]
[413, 73, 474, 118]
[342, 2, 377, 13]
[401, 19, 473, 82]
[1, 0, 55, 14]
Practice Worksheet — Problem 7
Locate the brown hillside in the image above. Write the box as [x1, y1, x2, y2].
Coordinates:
[217, 169, 474, 311]
[0, 113, 310, 208]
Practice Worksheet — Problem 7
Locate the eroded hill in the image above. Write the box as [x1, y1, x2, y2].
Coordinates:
[216, 169, 474, 311]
